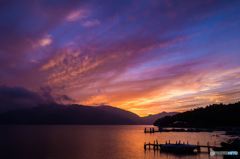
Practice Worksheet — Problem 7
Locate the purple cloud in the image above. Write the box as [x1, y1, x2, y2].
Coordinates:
[0, 0, 240, 115]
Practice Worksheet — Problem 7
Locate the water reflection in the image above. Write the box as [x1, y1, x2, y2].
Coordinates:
[0, 125, 228, 159]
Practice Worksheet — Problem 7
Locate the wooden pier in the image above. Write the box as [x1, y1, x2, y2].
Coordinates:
[144, 140, 220, 153]
[144, 127, 159, 133]
[144, 127, 214, 133]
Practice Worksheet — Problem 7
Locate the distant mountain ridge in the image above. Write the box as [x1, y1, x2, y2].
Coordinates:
[0, 86, 177, 125]
[0, 103, 177, 125]
[141, 112, 178, 124]
[0, 104, 137, 125]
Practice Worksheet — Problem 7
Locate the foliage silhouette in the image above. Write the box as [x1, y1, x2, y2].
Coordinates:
[154, 102, 240, 128]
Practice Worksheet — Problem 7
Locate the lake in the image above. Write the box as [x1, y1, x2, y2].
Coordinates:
[0, 125, 230, 159]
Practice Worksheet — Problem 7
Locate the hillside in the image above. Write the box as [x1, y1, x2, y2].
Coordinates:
[141, 112, 178, 125]
[154, 102, 240, 128]
[0, 86, 177, 125]
[0, 104, 141, 125]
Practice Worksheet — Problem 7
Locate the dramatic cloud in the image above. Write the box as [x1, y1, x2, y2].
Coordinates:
[0, 0, 240, 116]
[0, 86, 75, 113]
[66, 9, 89, 22]
[0, 86, 44, 113]
[38, 35, 53, 47]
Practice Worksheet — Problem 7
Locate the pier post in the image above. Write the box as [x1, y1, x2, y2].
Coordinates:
[149, 142, 150, 150]
[197, 146, 201, 153]
[144, 142, 146, 150]
[197, 141, 200, 153]
[207, 142, 210, 153]
[153, 140, 156, 150]
[144, 128, 146, 133]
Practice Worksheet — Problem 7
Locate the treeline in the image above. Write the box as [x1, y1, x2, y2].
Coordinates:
[154, 102, 240, 128]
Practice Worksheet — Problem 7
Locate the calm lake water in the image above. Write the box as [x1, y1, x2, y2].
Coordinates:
[0, 125, 230, 159]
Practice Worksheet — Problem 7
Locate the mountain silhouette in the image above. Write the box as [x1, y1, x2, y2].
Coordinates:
[0, 104, 139, 125]
[0, 103, 178, 125]
[0, 86, 177, 125]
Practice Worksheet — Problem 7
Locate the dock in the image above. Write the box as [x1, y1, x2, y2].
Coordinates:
[144, 127, 214, 133]
[144, 140, 220, 153]
[144, 127, 159, 133]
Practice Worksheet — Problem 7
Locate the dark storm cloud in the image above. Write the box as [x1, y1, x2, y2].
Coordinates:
[0, 85, 44, 112]
[0, 85, 74, 113]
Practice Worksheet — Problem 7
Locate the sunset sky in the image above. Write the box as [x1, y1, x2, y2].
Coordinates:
[0, 0, 240, 116]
